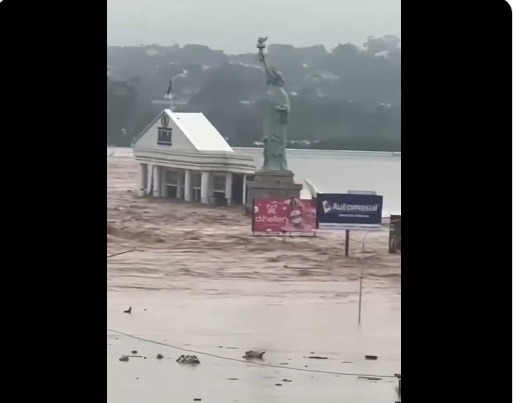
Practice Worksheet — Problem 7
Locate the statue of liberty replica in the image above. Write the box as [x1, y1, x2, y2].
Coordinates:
[246, 36, 302, 211]
[257, 36, 290, 171]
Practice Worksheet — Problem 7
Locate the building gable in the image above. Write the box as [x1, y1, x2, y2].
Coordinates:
[132, 110, 196, 152]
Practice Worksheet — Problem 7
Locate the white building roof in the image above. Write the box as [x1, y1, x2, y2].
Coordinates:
[131, 109, 255, 174]
[164, 110, 234, 152]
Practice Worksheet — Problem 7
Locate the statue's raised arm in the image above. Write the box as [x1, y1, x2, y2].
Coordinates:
[257, 36, 276, 84]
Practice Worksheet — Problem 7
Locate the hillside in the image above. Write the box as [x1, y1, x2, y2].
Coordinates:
[107, 36, 401, 151]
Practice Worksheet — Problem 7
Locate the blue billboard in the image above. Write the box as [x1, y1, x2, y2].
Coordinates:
[316, 193, 383, 230]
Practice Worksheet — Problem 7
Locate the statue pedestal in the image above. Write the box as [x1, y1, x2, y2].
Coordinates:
[245, 169, 303, 214]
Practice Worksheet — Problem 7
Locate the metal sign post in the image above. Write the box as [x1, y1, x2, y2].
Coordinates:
[345, 230, 350, 256]
[358, 273, 363, 325]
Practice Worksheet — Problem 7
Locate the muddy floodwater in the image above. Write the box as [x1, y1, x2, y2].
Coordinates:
[107, 156, 401, 403]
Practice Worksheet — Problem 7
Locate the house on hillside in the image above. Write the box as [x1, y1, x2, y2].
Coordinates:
[131, 109, 256, 206]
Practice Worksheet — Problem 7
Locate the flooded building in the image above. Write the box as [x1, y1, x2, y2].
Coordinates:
[132, 109, 255, 206]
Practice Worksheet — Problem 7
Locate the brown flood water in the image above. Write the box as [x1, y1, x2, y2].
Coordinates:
[107, 157, 401, 403]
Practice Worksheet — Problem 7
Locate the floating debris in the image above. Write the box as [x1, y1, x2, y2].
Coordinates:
[243, 351, 265, 359]
[123, 307, 132, 314]
[119, 356, 129, 362]
[308, 356, 327, 360]
[365, 355, 378, 360]
[156, 354, 164, 359]
[282, 379, 292, 383]
[177, 355, 200, 364]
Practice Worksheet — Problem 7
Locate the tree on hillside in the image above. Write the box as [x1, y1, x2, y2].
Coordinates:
[107, 74, 138, 146]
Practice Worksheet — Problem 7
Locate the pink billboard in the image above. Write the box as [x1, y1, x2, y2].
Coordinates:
[252, 198, 316, 233]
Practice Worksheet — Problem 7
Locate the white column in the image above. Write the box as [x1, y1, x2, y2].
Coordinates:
[242, 174, 247, 205]
[184, 170, 192, 202]
[200, 171, 210, 204]
[139, 164, 148, 195]
[161, 168, 167, 198]
[153, 166, 161, 197]
[225, 172, 233, 206]
[177, 171, 184, 199]
[146, 165, 154, 195]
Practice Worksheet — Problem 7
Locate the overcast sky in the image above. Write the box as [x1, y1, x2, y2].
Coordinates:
[107, 0, 400, 54]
